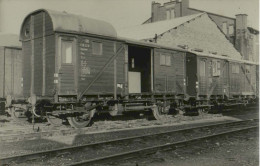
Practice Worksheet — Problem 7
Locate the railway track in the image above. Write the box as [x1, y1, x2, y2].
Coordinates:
[0, 118, 258, 166]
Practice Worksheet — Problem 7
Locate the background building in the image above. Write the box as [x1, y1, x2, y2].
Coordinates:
[119, 13, 241, 60]
[144, 0, 259, 62]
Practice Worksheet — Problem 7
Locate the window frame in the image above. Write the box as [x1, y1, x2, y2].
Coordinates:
[222, 22, 227, 35]
[131, 58, 135, 68]
[166, 10, 171, 20]
[24, 27, 30, 37]
[228, 24, 234, 35]
[245, 65, 251, 74]
[160, 54, 171, 66]
[232, 64, 240, 74]
[171, 9, 175, 19]
[199, 60, 206, 77]
[92, 41, 103, 55]
[212, 60, 221, 76]
[61, 40, 73, 64]
[165, 55, 171, 66]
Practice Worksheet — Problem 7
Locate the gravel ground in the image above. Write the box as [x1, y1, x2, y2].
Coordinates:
[0, 116, 245, 158]
[0, 110, 226, 140]
[0, 109, 258, 160]
[115, 128, 258, 166]
[0, 109, 257, 135]
[3, 119, 258, 166]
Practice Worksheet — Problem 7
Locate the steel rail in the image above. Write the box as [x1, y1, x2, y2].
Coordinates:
[70, 125, 257, 166]
[0, 119, 258, 166]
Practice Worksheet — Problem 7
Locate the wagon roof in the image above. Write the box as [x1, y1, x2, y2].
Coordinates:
[0, 33, 21, 48]
[22, 9, 117, 38]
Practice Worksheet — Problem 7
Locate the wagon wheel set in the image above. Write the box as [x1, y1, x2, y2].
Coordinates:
[8, 106, 94, 128]
[6, 100, 167, 128]
[6, 95, 258, 128]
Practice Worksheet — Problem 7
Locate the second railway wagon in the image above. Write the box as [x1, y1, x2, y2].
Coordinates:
[0, 33, 23, 114]
[186, 51, 258, 98]
[185, 51, 258, 112]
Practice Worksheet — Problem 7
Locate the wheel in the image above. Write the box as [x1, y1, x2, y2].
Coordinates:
[202, 107, 209, 113]
[10, 107, 29, 123]
[46, 114, 63, 127]
[150, 105, 164, 120]
[68, 110, 94, 128]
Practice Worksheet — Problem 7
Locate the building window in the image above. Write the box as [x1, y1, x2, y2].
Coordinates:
[229, 25, 234, 35]
[213, 60, 221, 76]
[160, 54, 171, 66]
[245, 65, 250, 73]
[92, 41, 103, 55]
[222, 22, 227, 34]
[166, 10, 171, 20]
[232, 64, 240, 74]
[166, 9, 175, 19]
[171, 9, 175, 19]
[61, 40, 72, 64]
[200, 60, 206, 76]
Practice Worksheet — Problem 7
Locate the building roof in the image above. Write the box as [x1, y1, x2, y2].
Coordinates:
[21, 9, 117, 38]
[119, 13, 203, 40]
[187, 7, 235, 20]
[118, 13, 242, 60]
[0, 33, 21, 48]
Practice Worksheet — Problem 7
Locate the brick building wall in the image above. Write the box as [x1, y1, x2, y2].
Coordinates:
[149, 14, 240, 58]
[147, 0, 259, 62]
[247, 29, 259, 62]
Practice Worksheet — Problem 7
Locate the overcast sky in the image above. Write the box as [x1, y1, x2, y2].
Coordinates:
[0, 0, 258, 34]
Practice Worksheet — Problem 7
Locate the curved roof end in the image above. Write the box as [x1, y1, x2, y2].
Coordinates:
[20, 9, 117, 38]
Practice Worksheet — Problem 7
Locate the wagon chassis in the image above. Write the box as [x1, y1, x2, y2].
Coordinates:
[6, 92, 258, 129]
[5, 94, 174, 128]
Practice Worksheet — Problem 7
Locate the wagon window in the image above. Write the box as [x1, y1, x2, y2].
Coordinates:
[61, 41, 72, 64]
[131, 58, 135, 68]
[232, 64, 239, 74]
[92, 41, 103, 55]
[245, 65, 250, 74]
[25, 27, 30, 37]
[165, 55, 171, 66]
[160, 55, 165, 65]
[212, 60, 220, 76]
[200, 60, 206, 76]
[160, 54, 171, 66]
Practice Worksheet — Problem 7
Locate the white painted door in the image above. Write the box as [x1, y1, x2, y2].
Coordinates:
[128, 72, 141, 93]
